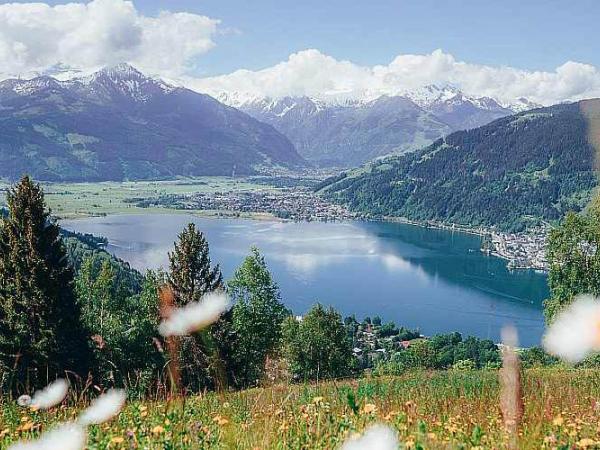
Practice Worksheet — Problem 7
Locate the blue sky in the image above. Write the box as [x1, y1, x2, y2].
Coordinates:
[181, 0, 600, 76]
[2, 0, 600, 105]
[5, 0, 600, 76]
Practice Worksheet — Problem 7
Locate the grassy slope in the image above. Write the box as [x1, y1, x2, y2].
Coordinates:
[2, 370, 599, 449]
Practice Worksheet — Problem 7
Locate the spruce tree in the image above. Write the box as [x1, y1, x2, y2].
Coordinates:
[168, 223, 223, 305]
[167, 223, 225, 391]
[0, 176, 92, 390]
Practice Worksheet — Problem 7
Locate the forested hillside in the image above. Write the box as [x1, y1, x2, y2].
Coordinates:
[319, 100, 600, 231]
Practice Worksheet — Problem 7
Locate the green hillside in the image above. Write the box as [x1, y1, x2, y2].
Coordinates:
[319, 100, 600, 231]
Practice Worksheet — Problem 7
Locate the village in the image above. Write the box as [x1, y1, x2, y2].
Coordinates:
[128, 187, 358, 222]
[482, 229, 549, 271]
[342, 316, 422, 370]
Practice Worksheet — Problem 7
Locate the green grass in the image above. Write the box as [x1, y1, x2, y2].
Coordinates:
[0, 177, 279, 220]
[2, 369, 600, 449]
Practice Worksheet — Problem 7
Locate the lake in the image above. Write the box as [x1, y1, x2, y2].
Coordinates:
[62, 214, 548, 346]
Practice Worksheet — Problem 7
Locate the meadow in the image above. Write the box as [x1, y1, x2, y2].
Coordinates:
[2, 369, 600, 449]
[0, 177, 278, 219]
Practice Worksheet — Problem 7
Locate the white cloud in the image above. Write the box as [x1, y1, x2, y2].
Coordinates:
[0, 0, 219, 78]
[1, 3, 599, 106]
[188, 49, 600, 106]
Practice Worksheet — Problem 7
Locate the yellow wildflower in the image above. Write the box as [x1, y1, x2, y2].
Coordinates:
[17, 422, 34, 432]
[362, 403, 377, 415]
[384, 411, 398, 421]
[213, 415, 229, 426]
[578, 438, 597, 448]
[553, 416, 564, 427]
[151, 425, 165, 434]
[110, 436, 125, 444]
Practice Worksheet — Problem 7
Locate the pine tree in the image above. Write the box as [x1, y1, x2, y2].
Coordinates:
[167, 223, 225, 391]
[0, 176, 92, 390]
[168, 223, 223, 305]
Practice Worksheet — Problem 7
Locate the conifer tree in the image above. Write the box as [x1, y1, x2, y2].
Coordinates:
[0, 176, 91, 390]
[168, 223, 223, 305]
[167, 223, 225, 391]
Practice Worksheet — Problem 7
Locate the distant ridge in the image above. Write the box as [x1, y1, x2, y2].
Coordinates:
[0, 64, 305, 182]
[318, 100, 600, 231]
[225, 85, 535, 167]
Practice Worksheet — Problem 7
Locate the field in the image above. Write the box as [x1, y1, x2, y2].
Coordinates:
[2, 369, 600, 449]
[0, 178, 279, 220]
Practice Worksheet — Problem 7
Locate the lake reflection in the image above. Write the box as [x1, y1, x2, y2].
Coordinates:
[62, 214, 548, 346]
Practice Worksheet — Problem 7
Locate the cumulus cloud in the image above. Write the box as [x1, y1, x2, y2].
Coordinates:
[1, 3, 599, 106]
[0, 0, 219, 78]
[189, 49, 600, 106]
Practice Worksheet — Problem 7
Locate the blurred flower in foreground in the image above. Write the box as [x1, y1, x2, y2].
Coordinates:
[17, 379, 68, 410]
[17, 395, 31, 407]
[8, 423, 86, 450]
[158, 292, 229, 337]
[78, 389, 126, 426]
[340, 424, 399, 450]
[31, 379, 69, 409]
[543, 295, 600, 363]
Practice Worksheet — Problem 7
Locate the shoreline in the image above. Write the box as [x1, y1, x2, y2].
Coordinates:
[59, 205, 549, 273]
[377, 215, 549, 272]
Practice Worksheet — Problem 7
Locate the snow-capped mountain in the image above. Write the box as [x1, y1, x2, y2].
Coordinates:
[0, 64, 304, 181]
[223, 85, 532, 167]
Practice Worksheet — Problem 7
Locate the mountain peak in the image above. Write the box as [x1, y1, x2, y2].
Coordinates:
[98, 63, 144, 79]
[88, 63, 148, 86]
[82, 63, 176, 101]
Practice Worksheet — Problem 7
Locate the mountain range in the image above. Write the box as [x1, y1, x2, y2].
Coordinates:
[318, 99, 600, 231]
[218, 85, 537, 167]
[0, 64, 304, 182]
[0, 63, 545, 181]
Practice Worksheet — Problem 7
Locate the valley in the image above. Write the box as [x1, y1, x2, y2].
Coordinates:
[2, 4, 600, 450]
[0, 175, 550, 271]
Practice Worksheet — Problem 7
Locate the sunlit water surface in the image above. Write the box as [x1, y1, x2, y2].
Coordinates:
[63, 214, 548, 346]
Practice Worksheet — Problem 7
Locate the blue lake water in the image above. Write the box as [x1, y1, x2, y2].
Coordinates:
[62, 214, 548, 346]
